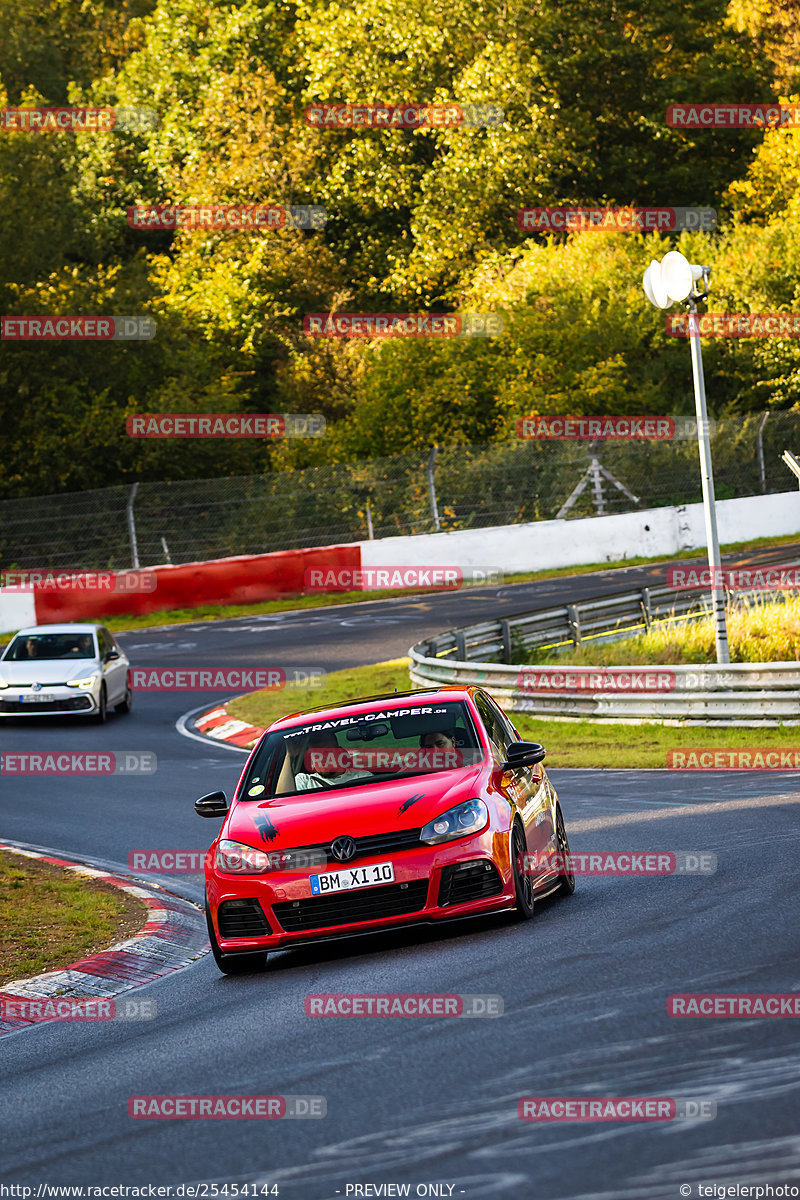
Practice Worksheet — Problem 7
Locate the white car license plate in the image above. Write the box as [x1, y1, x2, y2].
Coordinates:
[310, 860, 394, 895]
[20, 694, 47, 703]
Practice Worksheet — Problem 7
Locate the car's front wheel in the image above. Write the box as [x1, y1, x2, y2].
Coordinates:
[205, 901, 268, 975]
[94, 685, 107, 724]
[511, 820, 535, 920]
[555, 803, 576, 896]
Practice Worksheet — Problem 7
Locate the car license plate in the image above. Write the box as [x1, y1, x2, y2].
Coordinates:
[310, 860, 394, 895]
[20, 694, 47, 703]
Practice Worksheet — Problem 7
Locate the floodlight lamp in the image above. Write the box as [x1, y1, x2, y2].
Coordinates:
[642, 260, 670, 309]
[661, 251, 694, 302]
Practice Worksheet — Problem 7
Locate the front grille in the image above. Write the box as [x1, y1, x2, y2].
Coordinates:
[272, 879, 429, 932]
[217, 898, 271, 938]
[280, 827, 422, 868]
[438, 860, 503, 906]
[0, 696, 93, 713]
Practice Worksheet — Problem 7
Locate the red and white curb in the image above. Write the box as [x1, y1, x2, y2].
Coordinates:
[0, 844, 208, 1036]
[193, 703, 265, 750]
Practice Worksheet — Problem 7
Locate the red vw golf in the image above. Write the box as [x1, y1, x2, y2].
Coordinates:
[197, 686, 575, 974]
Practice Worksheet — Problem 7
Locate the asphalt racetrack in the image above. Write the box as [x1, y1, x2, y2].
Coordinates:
[1, 554, 799, 1199]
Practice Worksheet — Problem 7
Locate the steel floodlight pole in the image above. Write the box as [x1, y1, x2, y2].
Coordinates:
[687, 299, 729, 665]
[426, 446, 441, 532]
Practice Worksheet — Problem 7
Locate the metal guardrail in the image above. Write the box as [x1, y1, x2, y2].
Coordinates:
[408, 563, 800, 725]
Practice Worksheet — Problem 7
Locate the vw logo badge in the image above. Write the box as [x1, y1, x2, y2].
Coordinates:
[331, 836, 357, 863]
[32, 682, 42, 692]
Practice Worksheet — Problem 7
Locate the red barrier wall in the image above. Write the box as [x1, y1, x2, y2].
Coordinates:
[33, 544, 363, 624]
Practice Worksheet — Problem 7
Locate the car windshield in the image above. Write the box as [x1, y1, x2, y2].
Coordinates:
[3, 633, 96, 662]
[239, 701, 483, 798]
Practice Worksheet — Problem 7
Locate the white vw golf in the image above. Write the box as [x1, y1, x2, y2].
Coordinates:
[0, 623, 131, 722]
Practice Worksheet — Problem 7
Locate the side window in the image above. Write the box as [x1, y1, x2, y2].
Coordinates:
[485, 695, 519, 747]
[475, 693, 512, 760]
[98, 628, 113, 657]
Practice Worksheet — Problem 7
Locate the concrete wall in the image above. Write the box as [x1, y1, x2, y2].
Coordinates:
[2, 489, 798, 634]
[359, 491, 800, 574]
[0, 590, 36, 637]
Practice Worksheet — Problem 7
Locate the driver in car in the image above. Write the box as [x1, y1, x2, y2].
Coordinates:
[294, 730, 375, 791]
[419, 728, 458, 751]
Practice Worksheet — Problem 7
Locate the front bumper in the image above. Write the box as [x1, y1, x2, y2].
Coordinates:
[207, 830, 515, 953]
[0, 684, 99, 716]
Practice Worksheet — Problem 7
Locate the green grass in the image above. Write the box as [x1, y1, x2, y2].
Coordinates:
[3, 529, 796, 644]
[519, 593, 800, 666]
[0, 851, 146, 985]
[227, 658, 800, 768]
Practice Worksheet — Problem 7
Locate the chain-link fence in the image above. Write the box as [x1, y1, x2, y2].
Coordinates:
[0, 412, 797, 571]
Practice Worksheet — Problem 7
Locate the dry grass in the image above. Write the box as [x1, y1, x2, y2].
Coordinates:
[0, 851, 146, 985]
[523, 594, 800, 667]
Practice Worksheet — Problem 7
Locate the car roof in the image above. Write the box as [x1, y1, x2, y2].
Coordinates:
[13, 624, 102, 635]
[272, 685, 477, 729]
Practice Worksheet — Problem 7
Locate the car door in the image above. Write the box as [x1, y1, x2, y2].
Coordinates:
[98, 627, 126, 704]
[477, 692, 554, 861]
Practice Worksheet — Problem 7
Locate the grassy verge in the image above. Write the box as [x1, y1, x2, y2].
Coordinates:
[2, 529, 796, 644]
[519, 594, 800, 666]
[226, 658, 800, 768]
[0, 851, 147, 986]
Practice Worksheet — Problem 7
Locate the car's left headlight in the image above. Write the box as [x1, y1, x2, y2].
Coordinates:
[420, 798, 488, 845]
[67, 674, 98, 689]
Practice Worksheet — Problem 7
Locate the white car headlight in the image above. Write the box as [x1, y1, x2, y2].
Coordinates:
[420, 798, 489, 845]
[215, 839, 275, 874]
[67, 674, 98, 689]
[0, 677, 7, 690]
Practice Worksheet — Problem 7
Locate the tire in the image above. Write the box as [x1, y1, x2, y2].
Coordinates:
[555, 803, 576, 896]
[511, 820, 535, 920]
[205, 902, 268, 975]
[115, 681, 132, 714]
[94, 684, 107, 724]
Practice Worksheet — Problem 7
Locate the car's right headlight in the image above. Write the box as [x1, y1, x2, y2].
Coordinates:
[215, 839, 275, 874]
[0, 677, 8, 690]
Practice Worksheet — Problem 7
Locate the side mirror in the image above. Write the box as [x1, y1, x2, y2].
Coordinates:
[104, 649, 121, 662]
[501, 741, 546, 771]
[195, 790, 228, 818]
